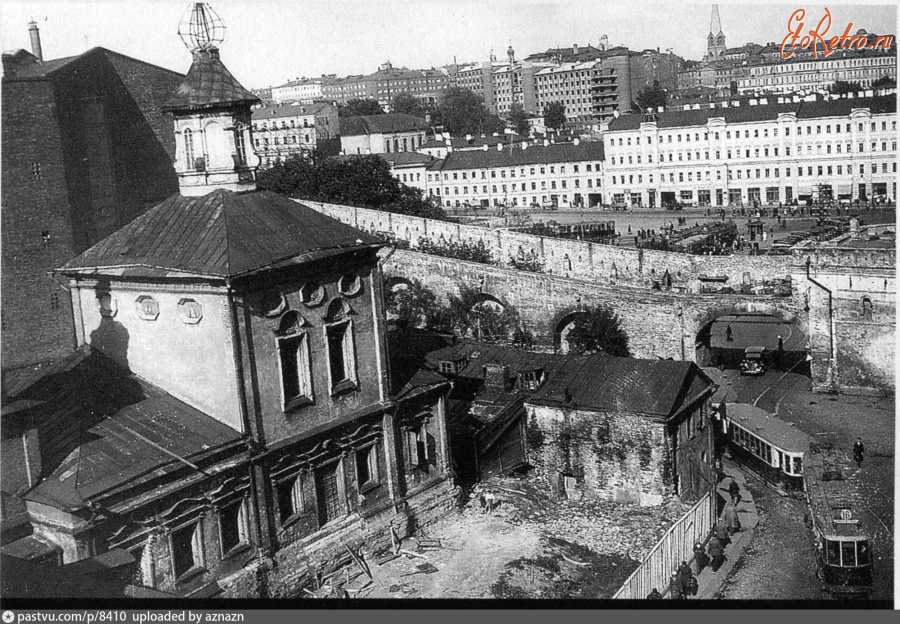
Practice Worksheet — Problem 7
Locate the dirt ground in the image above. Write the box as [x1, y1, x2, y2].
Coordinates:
[337, 474, 692, 600]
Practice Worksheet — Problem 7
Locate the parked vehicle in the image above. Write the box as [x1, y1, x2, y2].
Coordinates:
[740, 346, 772, 375]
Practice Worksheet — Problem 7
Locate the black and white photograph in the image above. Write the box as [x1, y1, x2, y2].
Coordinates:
[0, 0, 895, 609]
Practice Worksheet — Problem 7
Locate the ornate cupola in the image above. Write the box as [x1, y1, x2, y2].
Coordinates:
[163, 3, 261, 196]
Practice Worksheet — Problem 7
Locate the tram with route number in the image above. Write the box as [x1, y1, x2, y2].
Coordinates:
[803, 441, 874, 597]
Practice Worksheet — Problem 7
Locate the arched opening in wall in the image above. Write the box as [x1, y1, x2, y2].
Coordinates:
[695, 312, 808, 380]
[553, 311, 590, 355]
[383, 276, 414, 322]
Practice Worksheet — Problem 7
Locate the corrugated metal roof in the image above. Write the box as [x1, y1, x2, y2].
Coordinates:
[16, 348, 242, 510]
[58, 190, 383, 279]
[162, 47, 259, 112]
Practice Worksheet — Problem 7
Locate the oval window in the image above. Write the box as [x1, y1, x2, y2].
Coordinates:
[257, 290, 286, 317]
[339, 273, 362, 296]
[300, 282, 325, 307]
[135, 296, 159, 321]
[177, 298, 203, 324]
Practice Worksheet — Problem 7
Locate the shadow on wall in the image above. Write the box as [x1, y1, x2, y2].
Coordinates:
[89, 279, 131, 371]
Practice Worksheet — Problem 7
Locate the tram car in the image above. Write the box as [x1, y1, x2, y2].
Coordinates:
[721, 403, 809, 491]
[803, 441, 874, 597]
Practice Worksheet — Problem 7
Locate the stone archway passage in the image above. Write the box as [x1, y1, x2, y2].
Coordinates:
[552, 309, 591, 354]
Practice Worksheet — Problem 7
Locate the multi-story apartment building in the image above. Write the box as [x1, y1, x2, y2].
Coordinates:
[677, 6, 896, 97]
[320, 62, 452, 108]
[340, 113, 430, 155]
[271, 76, 337, 103]
[423, 140, 606, 208]
[251, 102, 339, 165]
[467, 45, 683, 124]
[737, 44, 896, 94]
[603, 93, 896, 208]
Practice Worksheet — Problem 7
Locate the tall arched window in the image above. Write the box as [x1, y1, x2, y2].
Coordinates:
[234, 124, 247, 166]
[184, 129, 195, 170]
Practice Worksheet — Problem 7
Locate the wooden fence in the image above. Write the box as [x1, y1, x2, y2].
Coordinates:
[612, 491, 714, 599]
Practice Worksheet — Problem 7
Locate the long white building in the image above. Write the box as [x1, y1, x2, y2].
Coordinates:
[422, 140, 606, 208]
[603, 92, 896, 208]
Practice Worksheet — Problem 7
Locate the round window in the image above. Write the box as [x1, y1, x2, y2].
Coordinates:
[256, 290, 286, 317]
[339, 273, 362, 296]
[300, 282, 325, 307]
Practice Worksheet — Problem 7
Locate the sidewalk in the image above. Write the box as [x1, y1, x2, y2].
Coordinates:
[694, 458, 759, 600]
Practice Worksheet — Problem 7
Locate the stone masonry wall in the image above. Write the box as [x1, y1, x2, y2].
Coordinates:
[525, 405, 671, 506]
[304, 201, 792, 291]
[385, 249, 804, 361]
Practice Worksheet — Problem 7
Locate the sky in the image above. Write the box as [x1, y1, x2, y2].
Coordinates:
[0, 1, 896, 89]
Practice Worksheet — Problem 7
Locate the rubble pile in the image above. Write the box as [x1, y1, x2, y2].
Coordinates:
[464, 476, 691, 561]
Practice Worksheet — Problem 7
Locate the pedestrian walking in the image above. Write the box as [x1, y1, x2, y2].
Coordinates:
[724, 501, 741, 534]
[669, 570, 684, 599]
[692, 541, 707, 575]
[707, 536, 724, 572]
[727, 479, 741, 506]
[647, 588, 662, 600]
[679, 561, 695, 597]
[853, 437, 865, 468]
[715, 519, 730, 546]
[726, 324, 734, 342]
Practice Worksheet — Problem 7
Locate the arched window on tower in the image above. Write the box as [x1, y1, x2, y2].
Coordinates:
[184, 129, 195, 170]
[234, 124, 247, 166]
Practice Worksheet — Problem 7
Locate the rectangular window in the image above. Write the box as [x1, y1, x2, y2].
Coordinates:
[219, 500, 250, 555]
[356, 445, 380, 489]
[277, 476, 304, 525]
[315, 462, 344, 526]
[170, 523, 203, 580]
[326, 321, 356, 392]
[279, 334, 312, 409]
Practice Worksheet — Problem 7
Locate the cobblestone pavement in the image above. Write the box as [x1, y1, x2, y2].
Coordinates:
[716, 471, 823, 601]
[722, 368, 894, 602]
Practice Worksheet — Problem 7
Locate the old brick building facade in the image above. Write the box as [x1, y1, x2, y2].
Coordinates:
[1, 46, 183, 370]
[424, 341, 717, 505]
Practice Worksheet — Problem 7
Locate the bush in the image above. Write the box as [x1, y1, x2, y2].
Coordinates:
[565, 306, 630, 357]
[416, 237, 493, 264]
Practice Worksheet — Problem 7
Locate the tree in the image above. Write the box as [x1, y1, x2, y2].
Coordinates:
[338, 99, 384, 117]
[564, 305, 630, 357]
[384, 278, 443, 329]
[392, 92, 427, 118]
[635, 80, 667, 112]
[445, 285, 520, 342]
[829, 80, 864, 95]
[507, 103, 531, 136]
[543, 102, 567, 132]
[257, 153, 445, 219]
[434, 87, 494, 137]
[872, 75, 896, 90]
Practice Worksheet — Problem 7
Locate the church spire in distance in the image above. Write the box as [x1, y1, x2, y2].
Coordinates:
[163, 3, 261, 197]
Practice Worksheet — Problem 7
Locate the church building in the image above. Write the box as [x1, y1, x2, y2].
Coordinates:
[2, 5, 456, 599]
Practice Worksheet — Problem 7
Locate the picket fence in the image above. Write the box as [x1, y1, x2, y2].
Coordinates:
[612, 491, 713, 599]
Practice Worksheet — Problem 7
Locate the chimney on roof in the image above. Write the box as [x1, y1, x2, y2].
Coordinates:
[28, 20, 43, 61]
[483, 363, 512, 391]
[850, 218, 860, 238]
[574, 43, 579, 55]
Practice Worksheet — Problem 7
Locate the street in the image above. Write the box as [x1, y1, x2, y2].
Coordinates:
[716, 366, 895, 601]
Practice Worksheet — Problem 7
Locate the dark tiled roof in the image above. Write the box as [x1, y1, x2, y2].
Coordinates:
[426, 341, 713, 418]
[434, 141, 605, 170]
[420, 134, 528, 150]
[252, 102, 332, 120]
[381, 152, 440, 167]
[9, 348, 242, 510]
[608, 94, 896, 131]
[340, 113, 429, 136]
[163, 47, 259, 112]
[387, 327, 455, 399]
[58, 189, 383, 279]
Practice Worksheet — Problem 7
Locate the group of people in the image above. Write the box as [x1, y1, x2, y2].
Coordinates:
[647, 478, 744, 600]
[478, 489, 500, 514]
